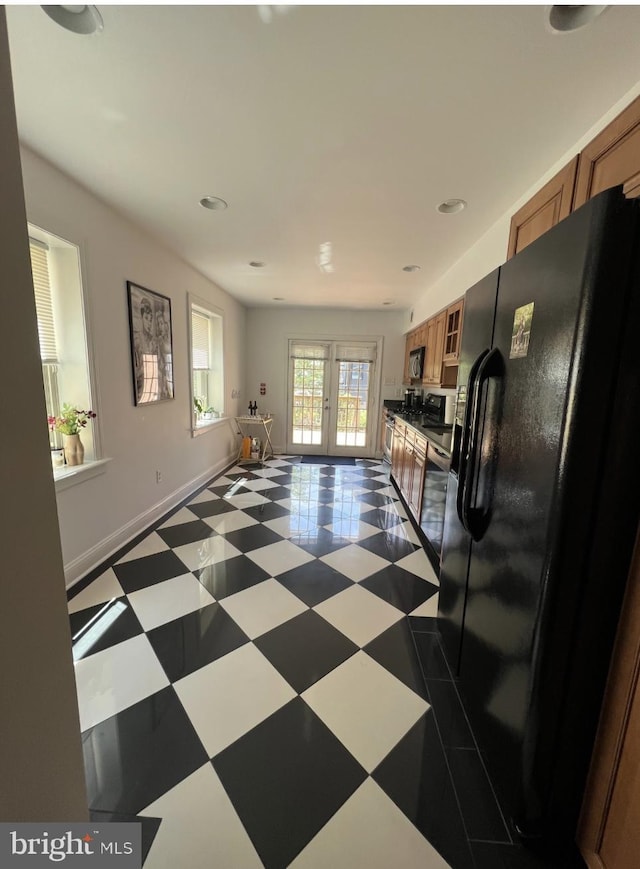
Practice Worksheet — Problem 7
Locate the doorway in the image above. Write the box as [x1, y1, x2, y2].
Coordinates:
[286, 339, 379, 456]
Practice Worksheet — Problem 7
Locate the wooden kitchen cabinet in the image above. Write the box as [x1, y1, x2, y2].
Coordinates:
[574, 95, 640, 208]
[507, 156, 579, 259]
[443, 299, 464, 364]
[423, 311, 446, 386]
[391, 421, 427, 523]
[408, 435, 427, 518]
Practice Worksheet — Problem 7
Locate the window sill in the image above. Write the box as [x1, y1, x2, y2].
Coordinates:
[191, 416, 228, 438]
[53, 458, 111, 492]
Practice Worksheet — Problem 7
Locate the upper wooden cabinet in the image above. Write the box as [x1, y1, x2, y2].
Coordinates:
[507, 156, 578, 259]
[443, 299, 464, 364]
[423, 311, 446, 386]
[574, 95, 640, 208]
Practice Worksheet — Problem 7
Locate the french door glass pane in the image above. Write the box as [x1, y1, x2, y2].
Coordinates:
[292, 359, 324, 445]
[335, 361, 370, 447]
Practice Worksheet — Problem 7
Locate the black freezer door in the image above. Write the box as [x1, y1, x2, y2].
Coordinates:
[458, 188, 640, 838]
[438, 269, 499, 673]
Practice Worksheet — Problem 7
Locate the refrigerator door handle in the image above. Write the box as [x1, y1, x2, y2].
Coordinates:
[462, 347, 504, 541]
[456, 349, 489, 531]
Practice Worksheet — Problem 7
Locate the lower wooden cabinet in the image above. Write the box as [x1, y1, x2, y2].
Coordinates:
[391, 422, 427, 522]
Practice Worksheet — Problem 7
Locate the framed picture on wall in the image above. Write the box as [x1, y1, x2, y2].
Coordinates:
[126, 280, 174, 405]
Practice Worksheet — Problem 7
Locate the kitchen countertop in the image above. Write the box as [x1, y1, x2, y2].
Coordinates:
[384, 403, 453, 457]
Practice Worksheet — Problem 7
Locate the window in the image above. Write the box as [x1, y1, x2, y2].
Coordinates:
[189, 295, 224, 433]
[28, 225, 99, 475]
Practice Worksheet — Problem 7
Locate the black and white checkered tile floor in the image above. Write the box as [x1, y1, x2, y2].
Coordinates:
[67, 457, 559, 869]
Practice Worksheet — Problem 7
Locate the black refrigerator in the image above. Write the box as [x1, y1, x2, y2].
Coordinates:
[438, 186, 640, 843]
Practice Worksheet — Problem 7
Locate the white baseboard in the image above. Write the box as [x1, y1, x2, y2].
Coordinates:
[64, 452, 235, 589]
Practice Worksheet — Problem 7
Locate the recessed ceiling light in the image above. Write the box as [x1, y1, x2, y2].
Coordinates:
[437, 199, 467, 214]
[402, 265, 421, 273]
[249, 261, 266, 268]
[273, 297, 284, 301]
[547, 5, 607, 33]
[199, 196, 228, 211]
[382, 300, 395, 306]
[41, 5, 103, 35]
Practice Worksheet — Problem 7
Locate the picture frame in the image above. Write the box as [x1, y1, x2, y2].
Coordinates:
[126, 281, 174, 405]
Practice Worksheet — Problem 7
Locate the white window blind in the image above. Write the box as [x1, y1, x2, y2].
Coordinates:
[29, 240, 58, 363]
[192, 310, 210, 370]
[290, 342, 330, 360]
[335, 342, 376, 363]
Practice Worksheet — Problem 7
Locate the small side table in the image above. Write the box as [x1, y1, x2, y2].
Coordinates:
[234, 416, 274, 464]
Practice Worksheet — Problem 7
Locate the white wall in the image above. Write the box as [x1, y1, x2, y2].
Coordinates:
[246, 306, 405, 452]
[407, 79, 640, 331]
[20, 147, 247, 585]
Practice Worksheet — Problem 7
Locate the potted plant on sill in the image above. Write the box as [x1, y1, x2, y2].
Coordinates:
[48, 404, 96, 467]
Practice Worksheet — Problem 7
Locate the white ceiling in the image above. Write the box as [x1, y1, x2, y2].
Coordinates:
[6, 5, 640, 310]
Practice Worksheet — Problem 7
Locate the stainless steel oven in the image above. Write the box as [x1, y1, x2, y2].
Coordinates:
[383, 412, 394, 464]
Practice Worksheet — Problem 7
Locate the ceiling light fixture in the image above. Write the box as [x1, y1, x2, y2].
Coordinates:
[437, 199, 467, 214]
[199, 196, 228, 211]
[41, 5, 104, 35]
[547, 5, 607, 33]
[273, 297, 284, 301]
[382, 300, 395, 306]
[402, 265, 421, 273]
[249, 261, 266, 268]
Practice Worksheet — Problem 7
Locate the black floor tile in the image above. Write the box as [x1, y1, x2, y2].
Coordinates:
[357, 478, 387, 491]
[241, 501, 291, 522]
[156, 519, 217, 548]
[287, 527, 351, 557]
[194, 554, 271, 599]
[219, 523, 285, 551]
[113, 551, 191, 594]
[446, 747, 510, 843]
[358, 491, 397, 508]
[413, 631, 453, 680]
[257, 485, 295, 502]
[408, 615, 439, 633]
[275, 559, 353, 606]
[373, 712, 475, 869]
[255, 610, 358, 693]
[213, 697, 367, 869]
[359, 509, 406, 531]
[146, 603, 250, 682]
[361, 566, 437, 613]
[426, 679, 475, 749]
[358, 531, 420, 563]
[363, 620, 428, 700]
[187, 498, 237, 519]
[83, 686, 208, 814]
[70, 598, 144, 661]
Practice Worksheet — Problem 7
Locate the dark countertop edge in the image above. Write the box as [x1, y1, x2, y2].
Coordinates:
[384, 406, 453, 458]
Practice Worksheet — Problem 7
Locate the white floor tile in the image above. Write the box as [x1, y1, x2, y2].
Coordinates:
[116, 532, 169, 563]
[246, 539, 314, 576]
[240, 477, 281, 492]
[381, 501, 408, 520]
[387, 519, 422, 546]
[202, 510, 258, 533]
[142, 763, 263, 869]
[324, 520, 381, 542]
[174, 644, 296, 757]
[158, 507, 200, 528]
[302, 651, 428, 773]
[219, 578, 308, 639]
[68, 568, 124, 614]
[261, 515, 317, 539]
[396, 549, 439, 584]
[409, 593, 439, 617]
[223, 492, 270, 509]
[313, 585, 403, 648]
[290, 778, 451, 869]
[250, 467, 288, 478]
[320, 544, 391, 582]
[74, 634, 169, 731]
[173, 536, 242, 573]
[127, 573, 216, 631]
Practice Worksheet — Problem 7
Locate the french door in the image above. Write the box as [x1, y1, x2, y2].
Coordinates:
[286, 339, 378, 456]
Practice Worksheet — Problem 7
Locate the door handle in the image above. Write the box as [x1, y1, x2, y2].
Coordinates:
[456, 349, 489, 530]
[461, 347, 504, 541]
